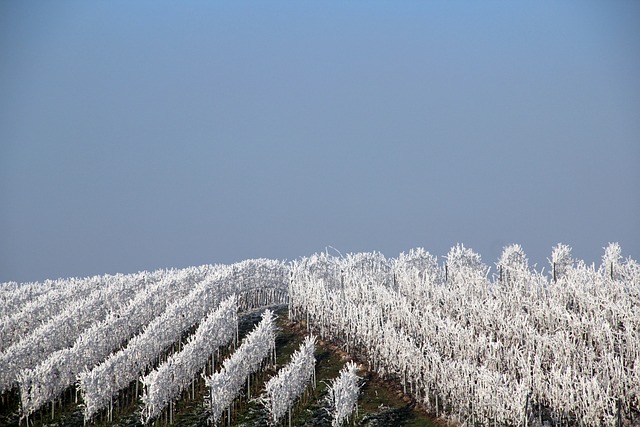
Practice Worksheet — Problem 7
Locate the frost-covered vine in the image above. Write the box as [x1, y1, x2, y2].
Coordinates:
[326, 361, 361, 427]
[204, 309, 277, 425]
[259, 335, 316, 426]
[140, 295, 238, 424]
[79, 258, 287, 422]
[2, 244, 638, 427]
[289, 243, 640, 426]
[0, 270, 155, 393]
[18, 265, 211, 418]
[1, 275, 108, 352]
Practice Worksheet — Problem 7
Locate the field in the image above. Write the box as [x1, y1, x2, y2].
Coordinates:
[1, 306, 438, 427]
[1, 243, 639, 426]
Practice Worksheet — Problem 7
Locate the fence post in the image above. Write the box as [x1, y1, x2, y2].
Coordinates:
[611, 262, 614, 280]
[617, 398, 621, 427]
[524, 393, 529, 427]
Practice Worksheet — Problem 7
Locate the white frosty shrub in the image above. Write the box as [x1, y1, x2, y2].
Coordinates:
[0, 276, 106, 353]
[496, 244, 530, 284]
[600, 242, 622, 280]
[0, 271, 152, 394]
[18, 266, 208, 418]
[79, 265, 234, 421]
[259, 335, 316, 425]
[549, 243, 574, 282]
[327, 361, 361, 427]
[205, 309, 277, 425]
[393, 248, 443, 300]
[445, 244, 488, 278]
[140, 295, 238, 424]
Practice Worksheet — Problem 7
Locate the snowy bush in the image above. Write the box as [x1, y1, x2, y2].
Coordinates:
[140, 295, 238, 424]
[326, 361, 361, 427]
[259, 335, 316, 425]
[205, 309, 277, 425]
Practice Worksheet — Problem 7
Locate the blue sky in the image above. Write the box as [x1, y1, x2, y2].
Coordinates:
[1, 1, 639, 282]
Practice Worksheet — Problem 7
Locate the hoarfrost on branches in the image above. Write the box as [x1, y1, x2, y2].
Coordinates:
[290, 244, 640, 427]
[258, 335, 316, 425]
[326, 360, 361, 427]
[204, 308, 277, 425]
[18, 265, 210, 418]
[79, 259, 287, 422]
[550, 243, 574, 281]
[140, 295, 238, 424]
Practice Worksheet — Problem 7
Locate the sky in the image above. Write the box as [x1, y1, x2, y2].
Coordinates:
[1, 1, 639, 283]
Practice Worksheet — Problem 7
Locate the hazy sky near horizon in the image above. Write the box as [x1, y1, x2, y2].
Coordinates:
[1, 1, 639, 282]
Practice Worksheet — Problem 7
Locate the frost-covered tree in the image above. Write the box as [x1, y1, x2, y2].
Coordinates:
[341, 252, 393, 288]
[497, 244, 529, 273]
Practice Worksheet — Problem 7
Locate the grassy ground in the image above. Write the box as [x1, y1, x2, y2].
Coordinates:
[0, 306, 442, 427]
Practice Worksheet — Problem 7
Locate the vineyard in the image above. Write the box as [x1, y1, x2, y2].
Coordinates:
[1, 243, 639, 426]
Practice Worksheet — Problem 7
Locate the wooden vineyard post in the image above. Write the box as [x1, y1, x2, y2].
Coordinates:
[617, 398, 621, 427]
[611, 262, 614, 280]
[524, 393, 529, 427]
